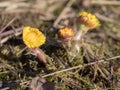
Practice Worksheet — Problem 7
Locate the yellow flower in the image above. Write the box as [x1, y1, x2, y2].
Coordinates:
[22, 26, 46, 48]
[78, 12, 100, 29]
[58, 27, 74, 39]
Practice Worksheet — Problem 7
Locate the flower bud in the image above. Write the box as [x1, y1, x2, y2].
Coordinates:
[58, 27, 74, 39]
[78, 12, 100, 29]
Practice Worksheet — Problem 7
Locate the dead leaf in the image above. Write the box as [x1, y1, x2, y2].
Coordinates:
[30, 77, 55, 90]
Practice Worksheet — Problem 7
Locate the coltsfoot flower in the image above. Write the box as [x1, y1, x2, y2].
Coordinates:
[58, 27, 75, 48]
[22, 26, 47, 63]
[78, 12, 100, 29]
[22, 26, 46, 48]
[58, 27, 74, 39]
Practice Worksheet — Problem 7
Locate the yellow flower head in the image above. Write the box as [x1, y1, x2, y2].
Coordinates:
[78, 12, 100, 29]
[22, 26, 46, 48]
[58, 27, 74, 39]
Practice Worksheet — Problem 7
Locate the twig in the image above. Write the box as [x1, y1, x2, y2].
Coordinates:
[41, 55, 120, 78]
[53, 0, 75, 28]
[91, 0, 120, 5]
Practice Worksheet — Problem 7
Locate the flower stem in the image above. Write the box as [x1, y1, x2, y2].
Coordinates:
[31, 48, 46, 63]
